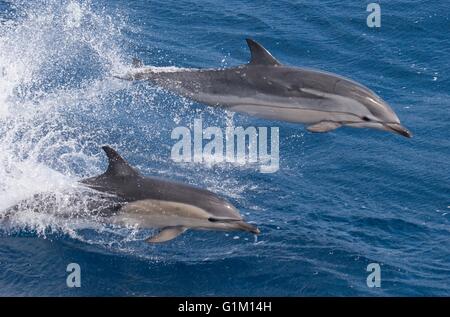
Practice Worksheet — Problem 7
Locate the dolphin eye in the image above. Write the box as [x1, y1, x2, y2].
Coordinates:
[362, 116, 371, 122]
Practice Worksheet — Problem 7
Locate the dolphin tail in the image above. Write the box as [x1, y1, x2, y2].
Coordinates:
[0, 209, 12, 221]
[112, 58, 145, 81]
[132, 57, 144, 68]
[113, 74, 134, 81]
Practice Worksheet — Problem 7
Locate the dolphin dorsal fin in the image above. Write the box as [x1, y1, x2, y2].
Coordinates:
[246, 38, 281, 66]
[102, 146, 139, 178]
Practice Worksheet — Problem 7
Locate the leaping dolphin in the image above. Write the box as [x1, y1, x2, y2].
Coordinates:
[80, 146, 259, 243]
[120, 38, 411, 137]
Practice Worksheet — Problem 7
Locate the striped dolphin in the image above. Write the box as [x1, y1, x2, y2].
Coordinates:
[81, 146, 259, 243]
[120, 38, 411, 137]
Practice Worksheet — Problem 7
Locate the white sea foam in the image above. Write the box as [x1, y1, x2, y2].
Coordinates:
[0, 1, 255, 249]
[0, 0, 128, 237]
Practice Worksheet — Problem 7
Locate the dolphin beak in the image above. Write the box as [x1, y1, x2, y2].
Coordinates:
[248, 225, 260, 235]
[385, 123, 412, 138]
[239, 221, 260, 234]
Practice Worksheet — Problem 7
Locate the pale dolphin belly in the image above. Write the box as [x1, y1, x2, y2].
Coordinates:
[192, 92, 367, 125]
[111, 199, 242, 231]
[227, 104, 360, 124]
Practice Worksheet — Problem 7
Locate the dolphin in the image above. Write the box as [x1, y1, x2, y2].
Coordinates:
[120, 38, 411, 137]
[80, 146, 259, 243]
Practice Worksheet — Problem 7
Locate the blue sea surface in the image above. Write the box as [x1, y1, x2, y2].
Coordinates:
[0, 0, 449, 296]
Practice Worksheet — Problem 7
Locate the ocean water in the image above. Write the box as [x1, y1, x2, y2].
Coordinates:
[0, 0, 449, 296]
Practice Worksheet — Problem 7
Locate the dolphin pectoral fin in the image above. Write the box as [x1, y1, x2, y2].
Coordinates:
[307, 121, 342, 133]
[146, 227, 187, 243]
